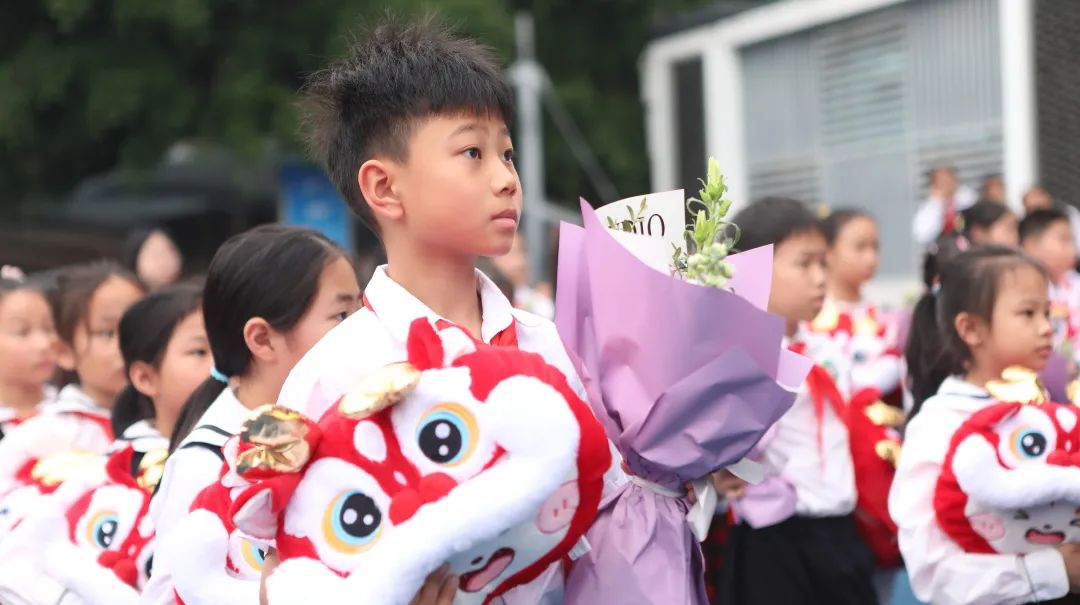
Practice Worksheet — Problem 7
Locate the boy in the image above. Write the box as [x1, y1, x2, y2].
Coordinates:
[268, 17, 621, 604]
[1021, 208, 1080, 362]
[716, 197, 878, 605]
[912, 165, 978, 247]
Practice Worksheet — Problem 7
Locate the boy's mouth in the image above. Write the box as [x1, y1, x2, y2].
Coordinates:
[492, 209, 519, 225]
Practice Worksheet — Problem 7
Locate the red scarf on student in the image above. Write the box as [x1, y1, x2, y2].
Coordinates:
[788, 341, 847, 473]
[361, 294, 519, 348]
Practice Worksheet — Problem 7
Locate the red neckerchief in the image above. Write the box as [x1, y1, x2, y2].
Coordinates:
[942, 196, 957, 235]
[361, 293, 519, 348]
[64, 409, 115, 441]
[789, 341, 847, 473]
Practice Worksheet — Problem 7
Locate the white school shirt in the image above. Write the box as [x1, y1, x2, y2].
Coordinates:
[758, 362, 857, 518]
[277, 265, 624, 605]
[110, 418, 168, 455]
[0, 384, 112, 493]
[911, 186, 978, 247]
[889, 376, 1069, 605]
[140, 387, 252, 605]
[0, 384, 57, 439]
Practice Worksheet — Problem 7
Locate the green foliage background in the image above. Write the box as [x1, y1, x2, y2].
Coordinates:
[0, 0, 720, 211]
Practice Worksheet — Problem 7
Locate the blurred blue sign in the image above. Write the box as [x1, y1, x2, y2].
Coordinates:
[279, 162, 353, 251]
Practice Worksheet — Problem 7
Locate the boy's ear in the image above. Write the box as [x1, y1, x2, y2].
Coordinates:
[357, 159, 404, 222]
[56, 340, 76, 372]
[243, 317, 277, 364]
[955, 311, 985, 350]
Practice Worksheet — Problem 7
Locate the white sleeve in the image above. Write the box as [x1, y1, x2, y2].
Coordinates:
[889, 411, 1070, 605]
[912, 198, 945, 247]
[139, 448, 225, 605]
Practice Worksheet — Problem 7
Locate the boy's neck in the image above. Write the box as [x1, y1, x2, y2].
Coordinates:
[784, 318, 799, 339]
[0, 382, 45, 417]
[827, 279, 862, 304]
[384, 247, 483, 340]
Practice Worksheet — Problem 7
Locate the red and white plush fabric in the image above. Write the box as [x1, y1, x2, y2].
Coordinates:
[0, 385, 114, 499]
[0, 445, 159, 605]
[227, 317, 610, 605]
[807, 300, 902, 396]
[935, 401, 1080, 554]
[166, 438, 267, 605]
[847, 387, 902, 567]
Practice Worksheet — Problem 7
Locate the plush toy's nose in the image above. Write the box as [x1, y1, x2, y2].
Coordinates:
[98, 550, 138, 587]
[388, 472, 458, 524]
[1046, 450, 1080, 467]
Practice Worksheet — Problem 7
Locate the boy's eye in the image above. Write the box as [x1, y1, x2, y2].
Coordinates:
[463, 147, 481, 160]
[189, 348, 209, 357]
[332, 311, 350, 322]
[503, 148, 515, 162]
[93, 329, 116, 340]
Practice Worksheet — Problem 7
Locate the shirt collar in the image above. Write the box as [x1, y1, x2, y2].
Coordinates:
[936, 375, 993, 401]
[363, 265, 515, 344]
[52, 384, 109, 417]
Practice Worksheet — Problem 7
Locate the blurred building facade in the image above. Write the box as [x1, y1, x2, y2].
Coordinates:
[642, 0, 1076, 293]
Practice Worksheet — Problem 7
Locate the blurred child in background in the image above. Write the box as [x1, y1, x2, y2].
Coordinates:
[0, 269, 57, 439]
[110, 281, 212, 456]
[0, 261, 144, 489]
[1020, 209, 1080, 363]
[809, 208, 902, 398]
[718, 197, 878, 605]
[962, 201, 1019, 248]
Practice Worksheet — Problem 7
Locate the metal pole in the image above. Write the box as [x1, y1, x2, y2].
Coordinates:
[512, 11, 548, 284]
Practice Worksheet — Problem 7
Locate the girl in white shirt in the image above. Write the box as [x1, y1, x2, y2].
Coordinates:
[893, 245, 1080, 605]
[142, 225, 360, 605]
[0, 262, 144, 492]
[0, 272, 58, 439]
[110, 282, 213, 457]
[0, 283, 212, 604]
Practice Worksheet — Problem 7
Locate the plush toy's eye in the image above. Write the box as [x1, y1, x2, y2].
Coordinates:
[240, 540, 266, 571]
[1011, 428, 1048, 460]
[322, 490, 383, 554]
[143, 555, 154, 579]
[416, 402, 478, 466]
[86, 510, 119, 549]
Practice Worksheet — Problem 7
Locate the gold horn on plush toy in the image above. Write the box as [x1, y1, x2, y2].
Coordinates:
[136, 448, 169, 492]
[236, 405, 317, 475]
[985, 366, 1047, 404]
[339, 362, 421, 418]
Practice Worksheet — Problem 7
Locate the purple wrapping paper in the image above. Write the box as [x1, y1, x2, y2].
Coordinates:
[557, 200, 811, 604]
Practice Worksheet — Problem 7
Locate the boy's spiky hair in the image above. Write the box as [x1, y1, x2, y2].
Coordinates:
[732, 196, 824, 251]
[300, 15, 514, 233]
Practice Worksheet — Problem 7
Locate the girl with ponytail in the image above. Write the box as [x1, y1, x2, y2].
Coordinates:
[142, 225, 359, 604]
[892, 245, 1080, 604]
[111, 282, 210, 458]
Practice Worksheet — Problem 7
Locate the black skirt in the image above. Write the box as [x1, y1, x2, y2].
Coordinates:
[717, 514, 878, 605]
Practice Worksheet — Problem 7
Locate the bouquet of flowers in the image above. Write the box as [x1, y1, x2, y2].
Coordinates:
[556, 159, 812, 604]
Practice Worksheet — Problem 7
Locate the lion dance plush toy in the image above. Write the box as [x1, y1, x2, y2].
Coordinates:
[935, 398, 1080, 554]
[0, 445, 162, 605]
[170, 317, 610, 605]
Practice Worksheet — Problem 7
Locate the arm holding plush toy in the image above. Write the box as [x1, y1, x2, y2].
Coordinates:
[890, 405, 1076, 605]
